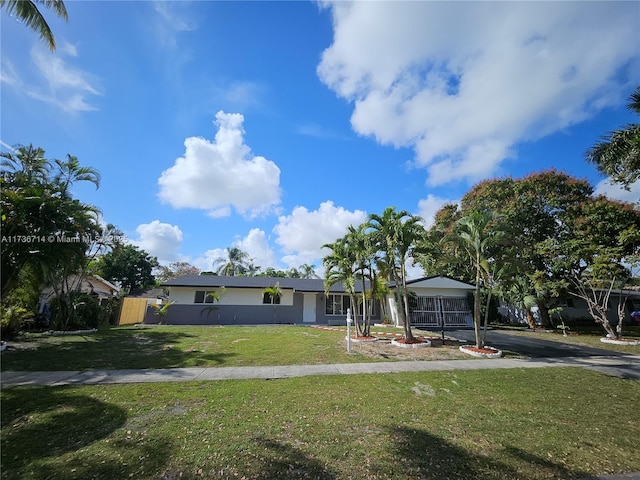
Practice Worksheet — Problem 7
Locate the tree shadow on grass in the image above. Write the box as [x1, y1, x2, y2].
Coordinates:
[1, 328, 236, 371]
[244, 436, 338, 480]
[385, 425, 591, 480]
[1, 386, 173, 479]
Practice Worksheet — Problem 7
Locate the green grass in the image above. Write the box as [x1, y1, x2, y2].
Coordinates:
[0, 325, 467, 371]
[2, 368, 639, 479]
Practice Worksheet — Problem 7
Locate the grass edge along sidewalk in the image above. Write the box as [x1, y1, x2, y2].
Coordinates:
[3, 354, 640, 387]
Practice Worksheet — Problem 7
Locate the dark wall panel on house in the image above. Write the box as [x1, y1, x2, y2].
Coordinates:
[143, 303, 303, 326]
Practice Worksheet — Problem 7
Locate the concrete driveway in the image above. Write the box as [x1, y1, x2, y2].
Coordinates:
[446, 328, 630, 358]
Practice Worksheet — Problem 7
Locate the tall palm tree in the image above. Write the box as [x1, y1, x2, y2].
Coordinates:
[368, 207, 423, 341]
[586, 86, 640, 189]
[1, 0, 68, 51]
[345, 224, 375, 336]
[447, 210, 502, 349]
[212, 247, 251, 276]
[323, 237, 361, 335]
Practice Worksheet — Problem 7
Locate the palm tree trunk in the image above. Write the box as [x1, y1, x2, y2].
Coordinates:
[400, 265, 414, 341]
[474, 258, 483, 349]
[481, 289, 492, 346]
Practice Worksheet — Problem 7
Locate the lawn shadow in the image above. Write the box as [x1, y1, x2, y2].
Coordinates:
[1, 327, 236, 371]
[247, 436, 337, 479]
[1, 386, 173, 479]
[385, 425, 591, 479]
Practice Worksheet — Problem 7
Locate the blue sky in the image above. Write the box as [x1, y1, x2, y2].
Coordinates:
[2, 1, 639, 276]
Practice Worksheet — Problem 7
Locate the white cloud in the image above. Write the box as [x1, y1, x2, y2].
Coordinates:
[417, 194, 458, 228]
[152, 0, 196, 48]
[274, 201, 367, 267]
[192, 248, 225, 272]
[235, 228, 278, 270]
[26, 45, 101, 112]
[318, 2, 639, 186]
[594, 178, 640, 204]
[0, 58, 20, 86]
[158, 111, 282, 218]
[132, 220, 183, 264]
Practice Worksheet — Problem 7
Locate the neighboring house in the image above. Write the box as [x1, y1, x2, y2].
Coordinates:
[39, 274, 120, 312]
[145, 274, 476, 327]
[500, 289, 640, 326]
[387, 276, 475, 329]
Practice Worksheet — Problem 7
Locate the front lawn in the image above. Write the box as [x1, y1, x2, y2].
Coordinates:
[2, 367, 639, 479]
[0, 325, 469, 371]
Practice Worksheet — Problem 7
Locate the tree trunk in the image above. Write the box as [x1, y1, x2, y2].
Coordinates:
[361, 277, 368, 337]
[401, 270, 415, 342]
[525, 308, 536, 329]
[351, 294, 363, 337]
[474, 257, 483, 349]
[538, 304, 552, 328]
[481, 289, 492, 347]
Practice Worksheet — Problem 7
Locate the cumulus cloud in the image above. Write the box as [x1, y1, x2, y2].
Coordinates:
[158, 111, 282, 218]
[594, 178, 640, 204]
[417, 194, 458, 228]
[274, 201, 367, 267]
[192, 248, 225, 272]
[235, 228, 279, 270]
[318, 2, 639, 186]
[132, 220, 183, 264]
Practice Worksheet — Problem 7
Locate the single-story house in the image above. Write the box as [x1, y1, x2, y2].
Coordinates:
[145, 274, 475, 328]
[39, 273, 120, 313]
[500, 289, 640, 327]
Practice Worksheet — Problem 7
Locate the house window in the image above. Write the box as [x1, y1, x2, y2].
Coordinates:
[325, 294, 351, 315]
[262, 292, 281, 304]
[194, 290, 218, 304]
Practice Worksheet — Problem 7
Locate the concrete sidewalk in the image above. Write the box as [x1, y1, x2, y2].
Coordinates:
[2, 354, 639, 387]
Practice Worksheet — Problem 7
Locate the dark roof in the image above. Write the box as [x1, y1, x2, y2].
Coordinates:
[162, 275, 369, 293]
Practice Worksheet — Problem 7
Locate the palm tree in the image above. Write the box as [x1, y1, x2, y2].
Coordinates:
[53, 154, 101, 197]
[1, 144, 50, 185]
[298, 264, 319, 279]
[368, 207, 423, 341]
[323, 237, 360, 335]
[201, 290, 224, 322]
[586, 86, 640, 189]
[150, 301, 174, 325]
[1, 0, 68, 51]
[262, 282, 282, 322]
[447, 210, 502, 349]
[212, 247, 251, 276]
[345, 224, 375, 336]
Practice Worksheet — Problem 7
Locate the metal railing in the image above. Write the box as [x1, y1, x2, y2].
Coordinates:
[410, 296, 471, 327]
